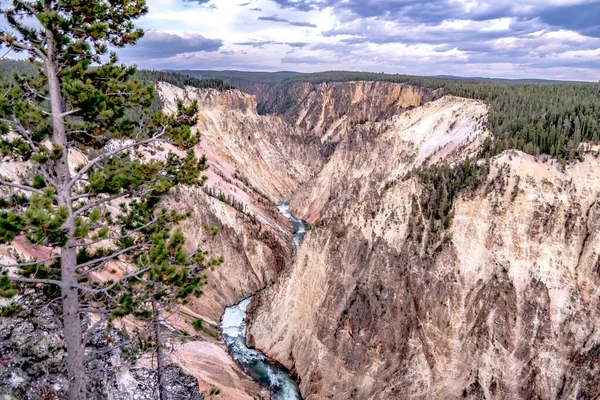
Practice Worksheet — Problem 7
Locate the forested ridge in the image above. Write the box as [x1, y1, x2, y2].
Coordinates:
[136, 70, 235, 91]
[0, 59, 234, 91]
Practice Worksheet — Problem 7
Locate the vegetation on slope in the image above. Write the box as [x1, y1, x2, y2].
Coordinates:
[175, 69, 300, 85]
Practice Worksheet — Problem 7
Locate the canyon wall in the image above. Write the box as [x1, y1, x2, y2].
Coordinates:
[158, 83, 324, 206]
[248, 93, 600, 399]
[258, 81, 441, 154]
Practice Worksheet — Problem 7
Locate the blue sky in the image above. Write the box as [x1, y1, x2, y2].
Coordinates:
[118, 0, 599, 80]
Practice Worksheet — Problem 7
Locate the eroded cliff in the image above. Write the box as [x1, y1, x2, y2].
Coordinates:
[248, 92, 600, 399]
[259, 81, 440, 154]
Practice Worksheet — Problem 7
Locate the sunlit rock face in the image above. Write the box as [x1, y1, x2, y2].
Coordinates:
[248, 92, 600, 399]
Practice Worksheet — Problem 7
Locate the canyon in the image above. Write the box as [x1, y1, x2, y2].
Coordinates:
[2, 78, 599, 399]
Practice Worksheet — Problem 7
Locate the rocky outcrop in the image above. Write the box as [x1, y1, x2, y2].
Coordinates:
[0, 295, 203, 400]
[289, 95, 488, 223]
[248, 92, 600, 399]
[109, 365, 203, 400]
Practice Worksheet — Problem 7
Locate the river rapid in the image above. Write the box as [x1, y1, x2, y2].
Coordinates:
[220, 202, 306, 400]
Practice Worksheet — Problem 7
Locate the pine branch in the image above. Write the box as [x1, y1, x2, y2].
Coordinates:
[74, 243, 146, 272]
[67, 127, 168, 190]
[0, 179, 47, 196]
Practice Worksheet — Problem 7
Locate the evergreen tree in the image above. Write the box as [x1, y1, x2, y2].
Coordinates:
[0, 1, 210, 398]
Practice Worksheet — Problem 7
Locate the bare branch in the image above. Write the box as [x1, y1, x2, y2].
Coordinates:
[84, 321, 154, 363]
[67, 127, 168, 190]
[3, 39, 47, 62]
[69, 192, 92, 201]
[75, 258, 112, 278]
[0, 117, 40, 152]
[8, 276, 63, 287]
[0, 179, 47, 196]
[73, 192, 127, 218]
[1, 255, 60, 268]
[60, 108, 80, 118]
[83, 313, 112, 343]
[78, 308, 110, 314]
[14, 0, 38, 14]
[78, 265, 153, 294]
[71, 217, 159, 249]
[74, 243, 146, 272]
[0, 46, 12, 59]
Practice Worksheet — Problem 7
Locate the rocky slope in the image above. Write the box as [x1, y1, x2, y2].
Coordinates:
[4, 77, 599, 400]
[158, 82, 323, 207]
[248, 92, 600, 399]
[0, 295, 203, 400]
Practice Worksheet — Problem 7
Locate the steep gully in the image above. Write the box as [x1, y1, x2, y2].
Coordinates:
[221, 203, 305, 399]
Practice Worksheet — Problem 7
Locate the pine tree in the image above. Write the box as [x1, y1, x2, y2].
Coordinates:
[0, 1, 210, 398]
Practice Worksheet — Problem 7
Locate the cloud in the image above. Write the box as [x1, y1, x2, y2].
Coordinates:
[125, 0, 600, 81]
[271, 0, 325, 12]
[235, 40, 310, 48]
[281, 55, 324, 64]
[124, 31, 223, 59]
[258, 14, 317, 27]
[539, 2, 600, 38]
[182, 0, 212, 5]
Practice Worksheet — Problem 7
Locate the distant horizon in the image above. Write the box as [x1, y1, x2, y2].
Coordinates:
[114, 0, 599, 82]
[159, 67, 596, 83]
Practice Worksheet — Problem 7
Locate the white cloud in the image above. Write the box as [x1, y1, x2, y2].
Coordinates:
[115, 0, 600, 80]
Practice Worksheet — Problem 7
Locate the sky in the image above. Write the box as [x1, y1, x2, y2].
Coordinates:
[6, 0, 600, 80]
[116, 0, 600, 80]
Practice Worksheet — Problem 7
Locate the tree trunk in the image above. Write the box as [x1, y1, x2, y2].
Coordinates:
[152, 298, 167, 400]
[46, 41, 86, 399]
[60, 252, 86, 399]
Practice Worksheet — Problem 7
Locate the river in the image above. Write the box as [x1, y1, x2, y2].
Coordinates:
[220, 202, 306, 399]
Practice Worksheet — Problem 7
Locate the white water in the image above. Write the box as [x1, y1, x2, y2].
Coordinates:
[277, 202, 307, 248]
[222, 299, 301, 400]
[220, 202, 306, 400]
